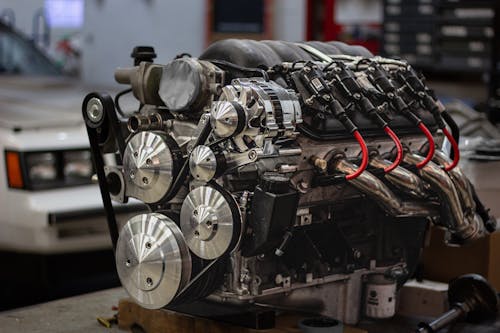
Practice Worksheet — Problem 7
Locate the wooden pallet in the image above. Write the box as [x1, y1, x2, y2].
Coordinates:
[118, 298, 367, 333]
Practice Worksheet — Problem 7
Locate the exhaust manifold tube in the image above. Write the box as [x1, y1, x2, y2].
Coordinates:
[369, 156, 428, 200]
[334, 158, 437, 218]
[433, 150, 476, 216]
[404, 153, 484, 244]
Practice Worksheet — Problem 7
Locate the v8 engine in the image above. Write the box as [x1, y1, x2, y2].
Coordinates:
[83, 40, 495, 325]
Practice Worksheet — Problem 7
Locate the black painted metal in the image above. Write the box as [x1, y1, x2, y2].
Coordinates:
[82, 93, 121, 250]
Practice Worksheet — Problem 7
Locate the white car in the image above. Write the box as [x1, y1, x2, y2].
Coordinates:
[0, 22, 144, 255]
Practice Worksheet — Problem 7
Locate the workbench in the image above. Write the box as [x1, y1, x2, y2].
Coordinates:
[1, 286, 499, 333]
[0, 288, 126, 333]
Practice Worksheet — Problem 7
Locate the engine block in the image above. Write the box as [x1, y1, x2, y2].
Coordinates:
[83, 40, 495, 324]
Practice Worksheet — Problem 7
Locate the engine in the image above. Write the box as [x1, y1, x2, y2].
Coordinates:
[82, 40, 495, 325]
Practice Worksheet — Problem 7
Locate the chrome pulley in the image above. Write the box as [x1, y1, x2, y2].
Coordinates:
[116, 213, 192, 309]
[180, 185, 241, 259]
[189, 145, 227, 182]
[123, 131, 182, 203]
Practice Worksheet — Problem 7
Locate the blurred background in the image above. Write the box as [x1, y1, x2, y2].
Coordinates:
[0, 0, 499, 311]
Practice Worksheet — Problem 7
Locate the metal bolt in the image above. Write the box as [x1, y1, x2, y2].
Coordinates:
[353, 93, 361, 100]
[133, 151, 138, 158]
[387, 92, 395, 99]
[310, 155, 327, 171]
[248, 150, 257, 160]
[304, 66, 311, 73]
[129, 170, 136, 179]
[86, 97, 104, 123]
[146, 158, 152, 166]
[146, 242, 152, 249]
[146, 277, 153, 287]
[142, 177, 149, 185]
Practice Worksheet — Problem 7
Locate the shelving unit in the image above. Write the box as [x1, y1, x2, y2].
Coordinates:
[382, 0, 500, 122]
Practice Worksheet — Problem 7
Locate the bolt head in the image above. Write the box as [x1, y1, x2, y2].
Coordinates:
[248, 150, 257, 160]
[86, 97, 104, 123]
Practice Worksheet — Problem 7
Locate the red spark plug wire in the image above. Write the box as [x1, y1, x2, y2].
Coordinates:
[383, 126, 404, 173]
[416, 123, 435, 168]
[442, 127, 460, 171]
[346, 130, 369, 180]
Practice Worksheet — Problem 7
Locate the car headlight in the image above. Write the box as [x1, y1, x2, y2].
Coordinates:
[25, 152, 58, 182]
[5, 149, 94, 190]
[63, 150, 93, 179]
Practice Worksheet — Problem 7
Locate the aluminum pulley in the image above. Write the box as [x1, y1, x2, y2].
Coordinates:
[123, 131, 182, 203]
[189, 145, 227, 182]
[115, 213, 192, 309]
[180, 185, 241, 259]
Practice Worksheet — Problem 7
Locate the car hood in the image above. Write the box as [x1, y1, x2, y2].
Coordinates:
[0, 76, 100, 130]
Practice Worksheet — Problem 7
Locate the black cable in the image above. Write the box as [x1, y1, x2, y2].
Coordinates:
[114, 88, 133, 118]
[175, 52, 191, 59]
[441, 110, 460, 145]
[469, 181, 497, 232]
[161, 119, 213, 202]
[208, 59, 269, 81]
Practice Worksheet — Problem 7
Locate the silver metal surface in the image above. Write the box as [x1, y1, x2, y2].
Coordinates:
[403, 154, 461, 219]
[369, 156, 428, 199]
[212, 78, 302, 151]
[116, 213, 192, 309]
[86, 97, 103, 124]
[210, 100, 241, 138]
[123, 131, 174, 203]
[180, 186, 238, 259]
[189, 145, 217, 182]
[433, 150, 476, 215]
[405, 151, 484, 242]
[405, 152, 484, 243]
[334, 159, 437, 217]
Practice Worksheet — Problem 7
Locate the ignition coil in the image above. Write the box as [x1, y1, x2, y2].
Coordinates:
[296, 62, 369, 180]
[325, 61, 403, 173]
[364, 62, 435, 169]
[396, 66, 460, 171]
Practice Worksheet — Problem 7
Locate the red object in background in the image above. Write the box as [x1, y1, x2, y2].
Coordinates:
[56, 39, 74, 56]
[306, 0, 380, 55]
[322, 0, 341, 41]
